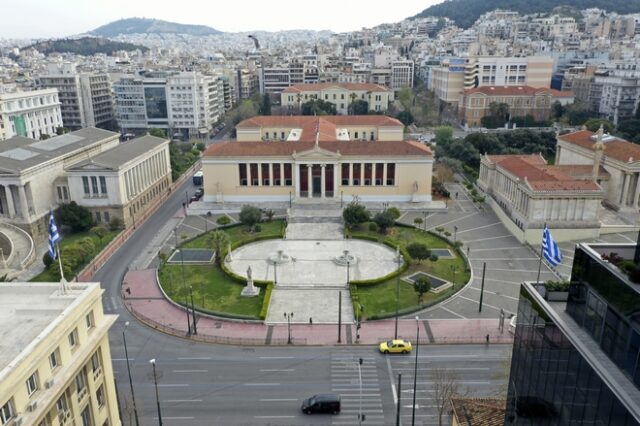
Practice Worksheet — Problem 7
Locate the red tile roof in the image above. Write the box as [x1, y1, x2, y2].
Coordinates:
[203, 140, 432, 158]
[486, 154, 601, 192]
[559, 130, 640, 164]
[464, 85, 574, 98]
[237, 115, 402, 129]
[282, 83, 390, 93]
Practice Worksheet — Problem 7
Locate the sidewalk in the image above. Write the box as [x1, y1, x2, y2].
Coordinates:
[123, 269, 514, 346]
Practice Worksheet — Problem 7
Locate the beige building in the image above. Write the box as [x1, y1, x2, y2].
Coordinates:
[65, 135, 172, 228]
[556, 128, 640, 212]
[0, 282, 119, 426]
[202, 116, 433, 203]
[458, 86, 574, 127]
[281, 83, 393, 115]
[477, 154, 604, 243]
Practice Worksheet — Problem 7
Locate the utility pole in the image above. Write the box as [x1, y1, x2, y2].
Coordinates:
[479, 262, 487, 313]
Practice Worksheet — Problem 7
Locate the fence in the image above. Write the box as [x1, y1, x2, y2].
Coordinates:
[378, 335, 513, 345]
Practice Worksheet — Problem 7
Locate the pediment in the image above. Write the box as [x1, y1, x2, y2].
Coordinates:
[293, 145, 341, 160]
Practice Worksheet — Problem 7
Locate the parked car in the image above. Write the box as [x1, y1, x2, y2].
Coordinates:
[301, 394, 341, 414]
[379, 339, 412, 354]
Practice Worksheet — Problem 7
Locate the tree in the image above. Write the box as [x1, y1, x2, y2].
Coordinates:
[435, 164, 455, 183]
[342, 202, 370, 228]
[562, 102, 593, 125]
[433, 369, 460, 426]
[260, 94, 272, 115]
[349, 99, 369, 115]
[149, 128, 166, 138]
[59, 202, 94, 232]
[413, 217, 423, 228]
[239, 205, 262, 231]
[551, 101, 565, 120]
[373, 210, 396, 233]
[301, 99, 337, 115]
[616, 119, 640, 143]
[208, 230, 230, 265]
[396, 110, 415, 126]
[434, 126, 454, 145]
[386, 207, 401, 220]
[584, 118, 614, 133]
[55, 126, 69, 135]
[414, 277, 431, 302]
[407, 242, 431, 263]
[91, 225, 107, 243]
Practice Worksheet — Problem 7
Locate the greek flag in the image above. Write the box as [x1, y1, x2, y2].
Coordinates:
[542, 226, 562, 266]
[48, 211, 61, 260]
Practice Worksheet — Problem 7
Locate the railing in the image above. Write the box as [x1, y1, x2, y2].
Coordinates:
[0, 222, 35, 270]
[92, 365, 102, 382]
[378, 335, 514, 345]
[77, 386, 88, 403]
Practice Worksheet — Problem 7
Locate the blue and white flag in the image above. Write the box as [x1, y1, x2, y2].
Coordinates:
[542, 226, 562, 266]
[48, 211, 61, 260]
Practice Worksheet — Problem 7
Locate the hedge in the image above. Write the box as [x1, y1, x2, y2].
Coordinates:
[259, 283, 274, 320]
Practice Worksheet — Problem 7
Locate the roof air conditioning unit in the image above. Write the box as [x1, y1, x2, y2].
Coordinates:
[27, 401, 38, 412]
[45, 379, 54, 389]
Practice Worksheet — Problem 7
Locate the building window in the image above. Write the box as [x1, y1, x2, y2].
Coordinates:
[82, 177, 90, 195]
[281, 132, 285, 139]
[49, 349, 60, 369]
[95, 212, 101, 222]
[91, 176, 99, 194]
[104, 212, 110, 223]
[75, 370, 87, 394]
[86, 311, 95, 330]
[26, 372, 39, 396]
[96, 385, 105, 408]
[68, 328, 78, 348]
[81, 406, 92, 426]
[0, 400, 14, 424]
[99, 176, 107, 194]
[91, 351, 101, 374]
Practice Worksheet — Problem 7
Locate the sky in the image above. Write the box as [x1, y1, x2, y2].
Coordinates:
[1, 0, 442, 39]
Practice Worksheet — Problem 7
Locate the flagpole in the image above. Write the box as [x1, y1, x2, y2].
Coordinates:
[535, 223, 546, 284]
[56, 244, 67, 288]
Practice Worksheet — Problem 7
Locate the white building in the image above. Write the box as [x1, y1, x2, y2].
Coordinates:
[0, 88, 62, 141]
[114, 71, 223, 139]
[391, 60, 415, 90]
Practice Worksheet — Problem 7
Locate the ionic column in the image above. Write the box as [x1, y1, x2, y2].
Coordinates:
[333, 163, 338, 195]
[372, 163, 377, 187]
[257, 163, 263, 187]
[18, 185, 28, 219]
[247, 163, 252, 187]
[269, 163, 274, 186]
[4, 185, 15, 218]
[621, 172, 631, 205]
[307, 164, 313, 197]
[321, 164, 326, 198]
[633, 172, 640, 208]
[348, 163, 353, 185]
[295, 164, 301, 197]
[280, 163, 285, 186]
[360, 163, 365, 186]
[383, 163, 388, 186]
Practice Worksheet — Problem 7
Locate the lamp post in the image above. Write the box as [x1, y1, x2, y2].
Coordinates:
[396, 373, 402, 426]
[454, 225, 458, 244]
[411, 316, 420, 426]
[149, 359, 162, 426]
[289, 191, 292, 208]
[394, 248, 402, 339]
[123, 322, 140, 426]
[423, 211, 427, 232]
[273, 261, 277, 285]
[284, 312, 293, 344]
[189, 286, 197, 335]
[358, 357, 363, 425]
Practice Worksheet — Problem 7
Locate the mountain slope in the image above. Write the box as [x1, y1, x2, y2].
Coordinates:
[413, 0, 640, 28]
[26, 37, 148, 55]
[91, 18, 221, 37]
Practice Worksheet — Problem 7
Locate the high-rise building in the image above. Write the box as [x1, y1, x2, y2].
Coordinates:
[39, 63, 115, 131]
[114, 71, 224, 139]
[0, 87, 62, 140]
[0, 282, 120, 426]
[506, 241, 640, 425]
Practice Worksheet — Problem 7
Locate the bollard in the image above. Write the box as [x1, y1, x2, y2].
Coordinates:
[309, 317, 313, 325]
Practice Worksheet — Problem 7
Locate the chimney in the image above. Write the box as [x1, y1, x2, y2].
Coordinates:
[592, 124, 605, 182]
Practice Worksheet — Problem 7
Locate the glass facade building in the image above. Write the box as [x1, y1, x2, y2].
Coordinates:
[506, 243, 640, 425]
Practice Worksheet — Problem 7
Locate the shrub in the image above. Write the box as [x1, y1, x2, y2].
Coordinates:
[544, 280, 571, 292]
[91, 225, 108, 243]
[343, 202, 370, 228]
[239, 205, 262, 230]
[43, 251, 53, 267]
[435, 226, 445, 234]
[216, 215, 231, 225]
[407, 242, 431, 262]
[413, 217, 423, 228]
[368, 222, 378, 232]
[470, 188, 478, 197]
[386, 207, 401, 220]
[444, 231, 452, 237]
[264, 209, 275, 221]
[58, 202, 94, 232]
[109, 217, 124, 231]
[254, 224, 262, 233]
[414, 277, 431, 302]
[373, 210, 396, 233]
[195, 142, 206, 151]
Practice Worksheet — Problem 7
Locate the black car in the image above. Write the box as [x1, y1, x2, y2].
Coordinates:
[301, 394, 341, 414]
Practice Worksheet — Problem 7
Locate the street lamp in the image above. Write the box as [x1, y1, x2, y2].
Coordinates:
[123, 322, 140, 426]
[358, 357, 364, 425]
[411, 316, 420, 426]
[394, 247, 402, 339]
[149, 359, 163, 426]
[273, 261, 277, 285]
[189, 286, 197, 335]
[454, 225, 458, 244]
[284, 312, 293, 344]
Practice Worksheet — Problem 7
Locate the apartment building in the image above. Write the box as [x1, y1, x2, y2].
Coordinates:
[114, 71, 223, 139]
[0, 282, 120, 426]
[234, 68, 259, 100]
[260, 62, 320, 95]
[390, 60, 414, 90]
[0, 87, 62, 140]
[39, 63, 114, 131]
[281, 83, 393, 115]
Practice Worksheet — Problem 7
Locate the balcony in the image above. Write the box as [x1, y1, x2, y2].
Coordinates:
[92, 365, 102, 382]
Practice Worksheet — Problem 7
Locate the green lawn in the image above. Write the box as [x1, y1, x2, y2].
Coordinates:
[159, 264, 265, 319]
[158, 220, 285, 319]
[349, 224, 470, 319]
[31, 230, 120, 282]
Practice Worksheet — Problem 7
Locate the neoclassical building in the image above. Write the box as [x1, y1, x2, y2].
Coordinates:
[556, 127, 640, 212]
[202, 116, 433, 203]
[477, 154, 604, 243]
[280, 83, 393, 115]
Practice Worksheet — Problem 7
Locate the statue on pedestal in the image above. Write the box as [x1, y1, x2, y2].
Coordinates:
[241, 265, 260, 297]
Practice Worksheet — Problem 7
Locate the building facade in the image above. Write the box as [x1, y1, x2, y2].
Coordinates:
[0, 88, 62, 140]
[506, 242, 640, 424]
[66, 135, 171, 228]
[0, 282, 120, 426]
[459, 86, 574, 126]
[39, 63, 114, 131]
[556, 128, 640, 211]
[477, 154, 603, 243]
[202, 116, 432, 203]
[281, 83, 393, 115]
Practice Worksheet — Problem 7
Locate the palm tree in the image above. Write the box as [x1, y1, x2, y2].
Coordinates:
[349, 92, 357, 115]
[296, 93, 302, 115]
[208, 230, 230, 266]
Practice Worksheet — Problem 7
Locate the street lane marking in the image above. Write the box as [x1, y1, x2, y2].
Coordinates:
[259, 356, 294, 359]
[177, 357, 211, 360]
[157, 384, 189, 387]
[155, 417, 194, 420]
[244, 383, 280, 386]
[457, 222, 502, 234]
[111, 358, 134, 361]
[259, 398, 298, 402]
[439, 305, 467, 319]
[254, 416, 295, 419]
[260, 369, 295, 372]
[466, 286, 520, 301]
[172, 370, 208, 373]
[164, 399, 202, 403]
[458, 295, 514, 314]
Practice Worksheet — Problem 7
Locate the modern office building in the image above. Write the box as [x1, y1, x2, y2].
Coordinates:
[201, 115, 433, 203]
[390, 60, 415, 90]
[0, 87, 63, 140]
[114, 70, 223, 139]
[260, 62, 320, 95]
[0, 282, 120, 426]
[281, 83, 393, 115]
[506, 242, 640, 425]
[39, 63, 115, 131]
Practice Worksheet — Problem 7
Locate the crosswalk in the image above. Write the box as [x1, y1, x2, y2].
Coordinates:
[102, 296, 120, 312]
[331, 349, 386, 425]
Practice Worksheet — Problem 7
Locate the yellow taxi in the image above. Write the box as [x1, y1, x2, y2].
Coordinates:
[379, 339, 412, 354]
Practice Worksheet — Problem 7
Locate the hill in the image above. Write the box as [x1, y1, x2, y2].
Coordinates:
[413, 0, 640, 28]
[26, 37, 148, 55]
[91, 18, 222, 37]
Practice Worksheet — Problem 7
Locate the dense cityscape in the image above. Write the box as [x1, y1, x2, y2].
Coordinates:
[0, 1, 639, 425]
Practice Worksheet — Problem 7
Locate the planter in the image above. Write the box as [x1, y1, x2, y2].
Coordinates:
[546, 291, 568, 302]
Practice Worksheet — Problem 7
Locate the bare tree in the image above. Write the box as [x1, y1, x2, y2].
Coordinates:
[433, 368, 460, 426]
